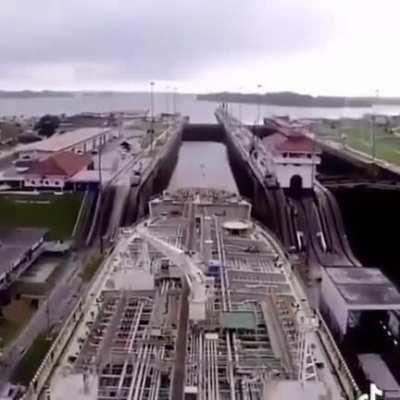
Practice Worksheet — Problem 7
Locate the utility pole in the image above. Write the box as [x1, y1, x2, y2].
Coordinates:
[256, 83, 262, 125]
[46, 298, 50, 331]
[238, 87, 243, 129]
[172, 87, 177, 114]
[150, 81, 155, 152]
[165, 85, 170, 114]
[371, 89, 379, 160]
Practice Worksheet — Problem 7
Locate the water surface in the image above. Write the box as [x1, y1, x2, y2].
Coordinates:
[2, 93, 400, 123]
[168, 141, 238, 193]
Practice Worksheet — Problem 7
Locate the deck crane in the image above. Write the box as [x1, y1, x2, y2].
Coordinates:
[137, 225, 207, 322]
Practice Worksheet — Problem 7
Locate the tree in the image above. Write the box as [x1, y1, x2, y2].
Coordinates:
[34, 114, 60, 138]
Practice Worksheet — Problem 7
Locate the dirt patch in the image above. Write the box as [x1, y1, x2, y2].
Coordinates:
[0, 298, 36, 346]
[3, 298, 35, 323]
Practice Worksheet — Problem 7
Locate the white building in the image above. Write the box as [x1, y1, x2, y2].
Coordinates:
[320, 267, 400, 338]
[261, 120, 320, 189]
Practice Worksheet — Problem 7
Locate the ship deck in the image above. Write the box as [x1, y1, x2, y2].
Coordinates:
[46, 188, 346, 400]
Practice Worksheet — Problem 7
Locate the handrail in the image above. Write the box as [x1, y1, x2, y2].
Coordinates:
[316, 309, 361, 399]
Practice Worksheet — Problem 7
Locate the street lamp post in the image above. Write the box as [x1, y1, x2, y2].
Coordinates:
[256, 84, 262, 125]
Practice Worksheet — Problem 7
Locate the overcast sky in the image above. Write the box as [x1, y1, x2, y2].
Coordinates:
[1, 0, 399, 96]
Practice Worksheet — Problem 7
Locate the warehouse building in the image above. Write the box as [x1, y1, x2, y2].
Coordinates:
[18, 127, 112, 158]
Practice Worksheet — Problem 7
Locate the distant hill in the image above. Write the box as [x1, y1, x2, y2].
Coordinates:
[0, 90, 74, 98]
[197, 91, 400, 108]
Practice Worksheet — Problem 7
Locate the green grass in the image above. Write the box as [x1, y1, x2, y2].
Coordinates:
[0, 193, 82, 240]
[343, 125, 400, 165]
[80, 256, 103, 282]
[343, 125, 373, 154]
[316, 119, 400, 167]
[11, 332, 54, 386]
[0, 319, 21, 348]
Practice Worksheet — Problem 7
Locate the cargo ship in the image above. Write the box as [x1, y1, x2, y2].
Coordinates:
[24, 188, 359, 400]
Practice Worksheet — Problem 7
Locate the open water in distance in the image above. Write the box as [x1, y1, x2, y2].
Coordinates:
[168, 141, 238, 193]
[2, 93, 400, 123]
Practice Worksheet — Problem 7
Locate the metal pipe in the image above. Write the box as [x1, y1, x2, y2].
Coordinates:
[148, 347, 159, 400]
[138, 345, 154, 399]
[132, 345, 151, 400]
[209, 339, 215, 400]
[116, 359, 129, 397]
[207, 339, 214, 400]
[218, 223, 231, 311]
[233, 333, 240, 365]
[195, 334, 199, 386]
[226, 332, 236, 400]
[213, 217, 227, 311]
[212, 339, 220, 399]
[150, 347, 164, 400]
[127, 345, 144, 400]
[199, 334, 204, 400]
[127, 303, 143, 352]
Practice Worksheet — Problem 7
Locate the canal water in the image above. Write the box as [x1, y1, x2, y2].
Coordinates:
[168, 141, 238, 193]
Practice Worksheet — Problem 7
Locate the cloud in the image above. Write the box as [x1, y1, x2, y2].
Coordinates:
[0, 0, 331, 89]
[4, 0, 400, 95]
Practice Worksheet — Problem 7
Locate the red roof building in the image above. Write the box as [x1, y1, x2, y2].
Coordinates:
[262, 132, 316, 156]
[27, 151, 92, 177]
[259, 121, 320, 189]
[23, 151, 93, 189]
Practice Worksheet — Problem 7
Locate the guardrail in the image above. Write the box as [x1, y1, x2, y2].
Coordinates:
[316, 310, 361, 399]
